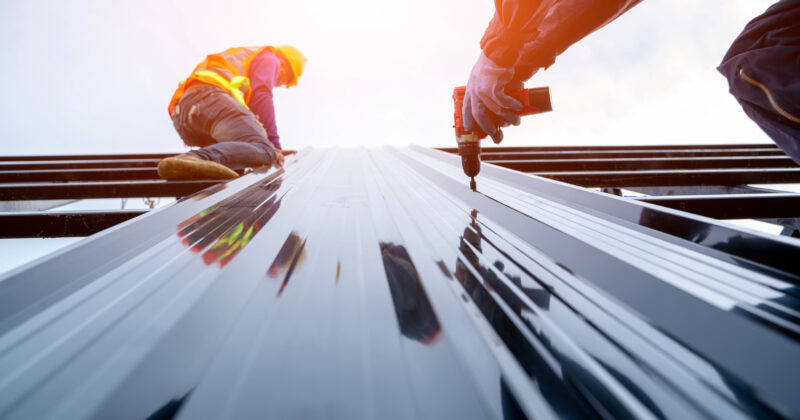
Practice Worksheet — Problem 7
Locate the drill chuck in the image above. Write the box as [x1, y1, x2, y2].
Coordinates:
[457, 141, 481, 178]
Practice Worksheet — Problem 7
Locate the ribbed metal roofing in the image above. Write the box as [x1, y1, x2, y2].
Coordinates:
[1, 146, 799, 419]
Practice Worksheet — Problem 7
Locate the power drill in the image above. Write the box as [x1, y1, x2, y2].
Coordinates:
[452, 86, 552, 191]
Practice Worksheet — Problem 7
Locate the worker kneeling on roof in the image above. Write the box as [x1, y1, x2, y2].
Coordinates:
[159, 45, 306, 180]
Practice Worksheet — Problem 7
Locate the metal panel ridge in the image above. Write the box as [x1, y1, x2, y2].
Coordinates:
[0, 147, 798, 419]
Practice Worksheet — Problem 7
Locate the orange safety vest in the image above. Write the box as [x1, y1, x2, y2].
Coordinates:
[168, 46, 277, 117]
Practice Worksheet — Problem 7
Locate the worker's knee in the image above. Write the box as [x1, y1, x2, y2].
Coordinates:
[210, 114, 268, 146]
[206, 94, 268, 145]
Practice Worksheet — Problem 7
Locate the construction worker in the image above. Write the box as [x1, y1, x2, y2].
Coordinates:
[158, 45, 306, 180]
[464, 1, 800, 163]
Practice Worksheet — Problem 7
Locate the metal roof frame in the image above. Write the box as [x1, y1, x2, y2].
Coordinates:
[1, 143, 799, 239]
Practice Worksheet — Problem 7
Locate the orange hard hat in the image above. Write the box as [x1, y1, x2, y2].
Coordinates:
[276, 45, 306, 87]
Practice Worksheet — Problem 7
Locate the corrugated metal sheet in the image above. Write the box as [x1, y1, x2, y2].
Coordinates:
[1, 146, 799, 419]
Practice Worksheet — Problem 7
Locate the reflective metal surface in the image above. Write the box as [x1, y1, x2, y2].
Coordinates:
[1, 147, 799, 419]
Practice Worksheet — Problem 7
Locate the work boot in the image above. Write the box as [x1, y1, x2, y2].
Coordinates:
[157, 153, 239, 181]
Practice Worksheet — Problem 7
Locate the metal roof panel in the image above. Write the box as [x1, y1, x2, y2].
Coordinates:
[1, 147, 799, 419]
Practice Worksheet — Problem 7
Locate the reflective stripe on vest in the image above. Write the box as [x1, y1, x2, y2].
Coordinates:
[193, 70, 250, 109]
[168, 46, 273, 118]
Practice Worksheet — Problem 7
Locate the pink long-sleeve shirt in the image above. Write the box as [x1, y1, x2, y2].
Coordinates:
[248, 50, 282, 149]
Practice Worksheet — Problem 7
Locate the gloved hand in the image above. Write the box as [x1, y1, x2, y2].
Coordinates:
[463, 52, 523, 143]
[265, 144, 284, 168]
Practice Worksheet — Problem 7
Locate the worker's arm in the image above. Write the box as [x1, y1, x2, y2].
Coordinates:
[481, 0, 640, 69]
[465, 0, 641, 141]
[509, 0, 642, 83]
[480, 0, 556, 68]
[248, 52, 282, 150]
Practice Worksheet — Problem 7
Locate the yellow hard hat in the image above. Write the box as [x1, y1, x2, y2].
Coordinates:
[276, 45, 306, 87]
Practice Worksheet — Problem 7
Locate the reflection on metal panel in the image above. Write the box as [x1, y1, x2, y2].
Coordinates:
[0, 147, 799, 420]
[380, 242, 442, 345]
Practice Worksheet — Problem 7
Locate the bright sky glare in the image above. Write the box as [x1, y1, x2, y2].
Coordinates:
[0, 0, 776, 154]
[0, 0, 787, 273]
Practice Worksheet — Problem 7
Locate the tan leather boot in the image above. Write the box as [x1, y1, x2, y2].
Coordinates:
[157, 153, 239, 181]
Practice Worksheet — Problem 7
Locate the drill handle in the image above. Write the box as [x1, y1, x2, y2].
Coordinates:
[453, 85, 552, 140]
[518, 87, 552, 116]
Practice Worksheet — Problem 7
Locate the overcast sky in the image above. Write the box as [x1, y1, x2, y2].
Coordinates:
[0, 0, 775, 155]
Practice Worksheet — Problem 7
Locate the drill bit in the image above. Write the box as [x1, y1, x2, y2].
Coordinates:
[470, 177, 476, 192]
